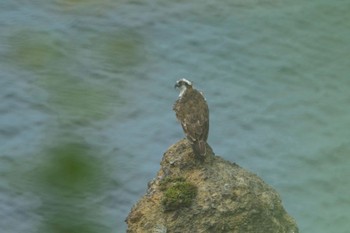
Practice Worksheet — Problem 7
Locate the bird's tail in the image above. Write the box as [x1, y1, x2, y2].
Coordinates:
[192, 140, 207, 156]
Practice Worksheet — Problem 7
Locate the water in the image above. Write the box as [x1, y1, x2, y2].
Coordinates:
[1, 0, 350, 232]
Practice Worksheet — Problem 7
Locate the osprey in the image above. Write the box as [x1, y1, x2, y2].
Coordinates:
[173, 78, 209, 156]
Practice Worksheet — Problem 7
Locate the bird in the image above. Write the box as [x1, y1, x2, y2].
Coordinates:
[173, 78, 209, 156]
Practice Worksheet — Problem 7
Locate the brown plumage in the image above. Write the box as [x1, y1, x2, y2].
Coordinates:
[173, 79, 209, 156]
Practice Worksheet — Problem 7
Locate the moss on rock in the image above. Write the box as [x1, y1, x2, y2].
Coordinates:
[161, 178, 197, 211]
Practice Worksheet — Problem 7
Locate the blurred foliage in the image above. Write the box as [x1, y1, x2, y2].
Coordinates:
[90, 30, 146, 73]
[38, 204, 109, 233]
[8, 28, 147, 73]
[9, 30, 65, 70]
[6, 22, 146, 233]
[8, 28, 146, 122]
[13, 140, 112, 233]
[35, 142, 106, 195]
[58, 0, 113, 9]
[38, 72, 118, 122]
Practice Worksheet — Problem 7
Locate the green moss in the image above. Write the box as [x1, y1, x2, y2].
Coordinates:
[159, 177, 186, 191]
[161, 177, 197, 211]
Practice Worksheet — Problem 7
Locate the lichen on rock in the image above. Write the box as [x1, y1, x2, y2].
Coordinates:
[126, 139, 299, 233]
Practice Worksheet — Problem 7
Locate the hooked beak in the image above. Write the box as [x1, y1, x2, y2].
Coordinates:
[174, 82, 180, 89]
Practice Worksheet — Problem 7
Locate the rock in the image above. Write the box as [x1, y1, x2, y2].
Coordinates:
[126, 139, 299, 233]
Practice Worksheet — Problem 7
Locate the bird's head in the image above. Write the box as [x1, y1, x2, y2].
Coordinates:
[175, 78, 192, 97]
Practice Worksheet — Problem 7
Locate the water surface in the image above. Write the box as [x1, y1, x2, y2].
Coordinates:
[1, 1, 349, 232]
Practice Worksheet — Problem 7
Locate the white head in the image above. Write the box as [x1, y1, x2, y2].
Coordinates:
[174, 78, 193, 97]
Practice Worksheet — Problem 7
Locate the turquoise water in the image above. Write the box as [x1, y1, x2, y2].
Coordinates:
[1, 1, 349, 232]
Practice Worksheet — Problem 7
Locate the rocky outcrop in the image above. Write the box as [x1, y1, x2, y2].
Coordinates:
[126, 139, 299, 233]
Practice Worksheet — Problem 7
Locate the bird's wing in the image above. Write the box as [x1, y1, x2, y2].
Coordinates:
[180, 90, 209, 142]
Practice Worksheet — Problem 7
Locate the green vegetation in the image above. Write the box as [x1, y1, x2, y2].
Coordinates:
[159, 177, 186, 191]
[11, 140, 111, 233]
[6, 21, 147, 233]
[36, 142, 106, 194]
[161, 177, 197, 211]
[9, 30, 64, 70]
